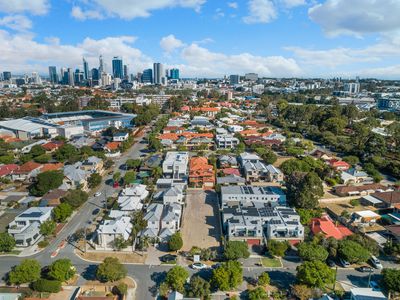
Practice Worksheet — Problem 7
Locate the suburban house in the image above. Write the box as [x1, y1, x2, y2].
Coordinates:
[11, 161, 42, 181]
[8, 207, 53, 247]
[361, 191, 400, 209]
[141, 203, 164, 239]
[162, 152, 189, 180]
[327, 159, 351, 171]
[189, 157, 215, 188]
[350, 288, 387, 300]
[350, 210, 381, 230]
[79, 156, 104, 174]
[0, 164, 18, 178]
[220, 185, 286, 208]
[217, 174, 246, 186]
[117, 185, 149, 211]
[104, 141, 121, 157]
[39, 189, 67, 207]
[215, 134, 240, 149]
[161, 186, 184, 204]
[96, 216, 132, 250]
[160, 203, 182, 240]
[63, 164, 90, 191]
[311, 214, 353, 240]
[265, 164, 284, 183]
[239, 152, 269, 182]
[113, 132, 129, 142]
[334, 184, 391, 197]
[218, 155, 238, 168]
[341, 168, 372, 184]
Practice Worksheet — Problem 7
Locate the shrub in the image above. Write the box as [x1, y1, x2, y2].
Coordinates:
[38, 240, 49, 248]
[31, 279, 61, 293]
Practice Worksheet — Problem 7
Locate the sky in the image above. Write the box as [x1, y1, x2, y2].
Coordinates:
[0, 0, 399, 79]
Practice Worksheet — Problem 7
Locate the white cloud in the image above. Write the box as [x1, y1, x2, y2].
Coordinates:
[71, 0, 206, 20]
[0, 29, 152, 74]
[160, 34, 185, 54]
[0, 15, 32, 32]
[71, 6, 103, 20]
[180, 43, 301, 77]
[281, 0, 306, 8]
[243, 0, 277, 24]
[0, 0, 49, 15]
[309, 0, 400, 37]
[228, 2, 238, 9]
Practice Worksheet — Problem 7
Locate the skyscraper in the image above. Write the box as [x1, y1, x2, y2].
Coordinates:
[142, 69, 153, 83]
[91, 68, 99, 81]
[48, 66, 58, 84]
[123, 65, 128, 80]
[83, 57, 89, 80]
[229, 74, 240, 85]
[170, 68, 180, 80]
[112, 56, 123, 79]
[67, 68, 74, 86]
[99, 55, 104, 74]
[2, 71, 11, 81]
[153, 62, 164, 85]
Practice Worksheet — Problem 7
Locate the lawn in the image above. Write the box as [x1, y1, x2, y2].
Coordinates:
[261, 257, 282, 268]
[161, 259, 177, 265]
[0, 250, 21, 255]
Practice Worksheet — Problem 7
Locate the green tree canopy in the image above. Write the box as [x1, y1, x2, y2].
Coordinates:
[0, 233, 15, 252]
[382, 268, 400, 293]
[298, 242, 329, 261]
[31, 170, 64, 196]
[62, 189, 88, 209]
[258, 272, 270, 287]
[88, 173, 102, 188]
[52, 203, 73, 222]
[248, 287, 268, 300]
[165, 266, 189, 293]
[224, 241, 250, 260]
[286, 172, 323, 209]
[168, 232, 183, 252]
[48, 259, 75, 282]
[54, 144, 79, 162]
[96, 257, 127, 282]
[32, 279, 61, 293]
[126, 159, 141, 170]
[123, 171, 136, 185]
[39, 220, 57, 237]
[187, 276, 211, 299]
[338, 240, 370, 264]
[296, 261, 335, 288]
[267, 240, 289, 257]
[8, 259, 41, 285]
[212, 261, 243, 291]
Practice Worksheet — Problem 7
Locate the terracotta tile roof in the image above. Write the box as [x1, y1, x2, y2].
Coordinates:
[105, 141, 121, 151]
[13, 161, 42, 174]
[328, 159, 351, 169]
[311, 215, 353, 240]
[239, 129, 260, 136]
[42, 141, 64, 151]
[0, 164, 18, 177]
[41, 163, 64, 172]
[222, 168, 241, 176]
[159, 133, 179, 141]
[191, 107, 220, 112]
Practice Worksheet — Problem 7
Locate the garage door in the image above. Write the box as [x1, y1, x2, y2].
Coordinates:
[247, 239, 261, 246]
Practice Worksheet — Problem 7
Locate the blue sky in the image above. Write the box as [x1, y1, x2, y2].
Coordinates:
[0, 0, 399, 78]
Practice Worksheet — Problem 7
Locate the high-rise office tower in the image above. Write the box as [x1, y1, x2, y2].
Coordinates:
[91, 68, 99, 81]
[112, 56, 123, 79]
[229, 74, 240, 85]
[170, 68, 180, 80]
[2, 71, 11, 81]
[153, 62, 164, 85]
[48, 66, 58, 84]
[31, 72, 41, 85]
[99, 55, 104, 74]
[67, 68, 74, 86]
[83, 57, 89, 80]
[60, 68, 68, 85]
[123, 65, 128, 80]
[142, 69, 153, 83]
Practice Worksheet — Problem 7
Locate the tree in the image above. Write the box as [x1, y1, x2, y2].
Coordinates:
[96, 257, 127, 282]
[168, 232, 183, 252]
[342, 156, 359, 166]
[296, 261, 335, 288]
[113, 171, 121, 182]
[114, 283, 128, 296]
[224, 241, 250, 260]
[338, 240, 370, 264]
[8, 259, 41, 285]
[39, 220, 57, 237]
[212, 261, 243, 291]
[124, 171, 136, 185]
[31, 170, 64, 196]
[53, 203, 73, 222]
[382, 268, 400, 293]
[292, 284, 313, 300]
[286, 172, 323, 209]
[126, 159, 141, 170]
[248, 287, 268, 300]
[48, 259, 76, 282]
[54, 144, 79, 162]
[258, 272, 270, 287]
[88, 173, 102, 188]
[62, 189, 88, 209]
[34, 154, 51, 163]
[31, 279, 61, 293]
[0, 233, 15, 252]
[298, 242, 329, 261]
[112, 236, 128, 251]
[188, 276, 211, 299]
[151, 166, 163, 179]
[30, 145, 45, 157]
[165, 266, 189, 293]
[267, 240, 289, 257]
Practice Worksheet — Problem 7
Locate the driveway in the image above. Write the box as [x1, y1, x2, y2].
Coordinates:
[181, 190, 221, 252]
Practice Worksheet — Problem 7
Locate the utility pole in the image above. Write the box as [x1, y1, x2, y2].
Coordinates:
[333, 266, 338, 291]
[368, 269, 373, 288]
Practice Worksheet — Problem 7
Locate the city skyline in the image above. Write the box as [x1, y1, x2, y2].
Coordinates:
[0, 0, 399, 78]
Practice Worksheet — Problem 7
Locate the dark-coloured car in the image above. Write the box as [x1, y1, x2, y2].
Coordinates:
[357, 266, 374, 273]
[92, 208, 100, 215]
[327, 259, 336, 267]
[160, 254, 177, 263]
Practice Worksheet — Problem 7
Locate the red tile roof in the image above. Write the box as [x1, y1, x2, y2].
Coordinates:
[13, 161, 42, 174]
[41, 163, 64, 172]
[42, 141, 64, 151]
[105, 141, 121, 151]
[222, 168, 241, 176]
[311, 215, 353, 240]
[0, 164, 18, 177]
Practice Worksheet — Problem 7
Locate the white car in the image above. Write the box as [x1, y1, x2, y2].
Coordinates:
[94, 192, 102, 197]
[191, 263, 208, 270]
[369, 256, 383, 269]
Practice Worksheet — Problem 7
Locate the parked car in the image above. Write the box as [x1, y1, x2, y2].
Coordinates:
[369, 281, 381, 291]
[191, 263, 208, 270]
[160, 254, 177, 263]
[94, 192, 102, 197]
[357, 266, 374, 273]
[92, 208, 100, 215]
[369, 256, 383, 269]
[339, 258, 350, 268]
[327, 259, 336, 267]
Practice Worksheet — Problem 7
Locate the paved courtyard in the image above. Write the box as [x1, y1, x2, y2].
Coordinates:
[181, 189, 221, 252]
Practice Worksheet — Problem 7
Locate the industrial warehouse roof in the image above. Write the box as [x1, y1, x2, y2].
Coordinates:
[0, 118, 57, 133]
